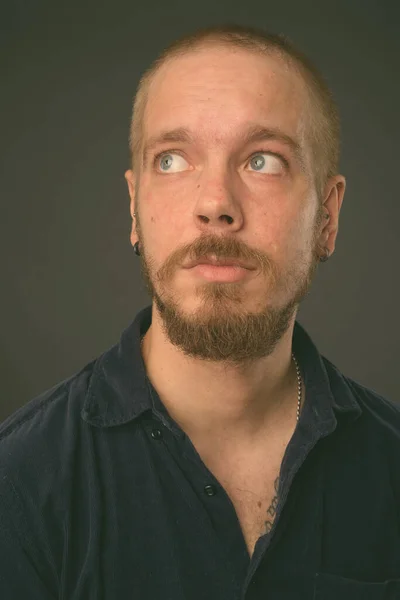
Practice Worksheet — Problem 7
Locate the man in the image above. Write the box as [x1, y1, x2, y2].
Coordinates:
[1, 24, 399, 599]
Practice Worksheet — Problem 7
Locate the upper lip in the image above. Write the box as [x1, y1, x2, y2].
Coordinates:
[185, 255, 255, 270]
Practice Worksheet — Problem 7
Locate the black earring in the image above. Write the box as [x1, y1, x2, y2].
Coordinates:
[319, 247, 330, 262]
[133, 241, 141, 256]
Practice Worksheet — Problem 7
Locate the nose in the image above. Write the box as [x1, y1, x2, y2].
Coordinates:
[194, 167, 244, 232]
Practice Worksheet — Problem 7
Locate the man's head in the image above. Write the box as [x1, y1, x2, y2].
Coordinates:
[125, 25, 346, 365]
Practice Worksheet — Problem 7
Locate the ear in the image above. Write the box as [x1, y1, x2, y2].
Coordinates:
[318, 174, 346, 256]
[124, 169, 136, 219]
[124, 169, 138, 247]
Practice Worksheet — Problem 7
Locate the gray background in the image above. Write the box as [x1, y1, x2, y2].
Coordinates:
[1, 0, 399, 422]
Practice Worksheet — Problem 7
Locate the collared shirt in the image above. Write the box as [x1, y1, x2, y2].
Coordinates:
[0, 304, 399, 599]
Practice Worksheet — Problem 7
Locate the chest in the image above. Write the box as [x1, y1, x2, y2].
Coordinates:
[218, 469, 281, 558]
[191, 429, 294, 558]
[196, 441, 287, 559]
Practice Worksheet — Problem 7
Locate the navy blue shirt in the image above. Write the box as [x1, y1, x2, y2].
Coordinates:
[1, 304, 400, 599]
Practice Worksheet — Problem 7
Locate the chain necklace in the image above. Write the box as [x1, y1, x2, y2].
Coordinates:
[292, 352, 302, 422]
[139, 336, 302, 422]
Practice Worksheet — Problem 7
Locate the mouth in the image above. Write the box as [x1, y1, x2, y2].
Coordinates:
[184, 256, 256, 270]
[186, 263, 255, 282]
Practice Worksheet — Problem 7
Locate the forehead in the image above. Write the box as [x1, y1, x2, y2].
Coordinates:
[143, 45, 308, 148]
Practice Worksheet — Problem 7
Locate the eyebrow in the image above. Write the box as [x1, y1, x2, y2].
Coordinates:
[142, 124, 307, 172]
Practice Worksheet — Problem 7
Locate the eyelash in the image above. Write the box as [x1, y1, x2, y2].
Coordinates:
[153, 149, 289, 169]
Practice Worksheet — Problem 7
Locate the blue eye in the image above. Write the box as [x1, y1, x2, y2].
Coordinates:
[155, 152, 189, 173]
[160, 154, 173, 170]
[248, 153, 285, 174]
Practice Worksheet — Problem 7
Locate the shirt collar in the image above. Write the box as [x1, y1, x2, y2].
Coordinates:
[81, 304, 361, 429]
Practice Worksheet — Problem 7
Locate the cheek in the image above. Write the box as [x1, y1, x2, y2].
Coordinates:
[140, 196, 186, 263]
[255, 193, 292, 243]
[256, 204, 308, 264]
[143, 174, 189, 222]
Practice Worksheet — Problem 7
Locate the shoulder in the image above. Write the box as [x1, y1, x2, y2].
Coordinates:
[0, 357, 97, 473]
[322, 355, 400, 439]
[0, 358, 101, 588]
[346, 376, 400, 420]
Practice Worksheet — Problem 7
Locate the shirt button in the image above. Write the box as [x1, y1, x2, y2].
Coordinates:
[151, 428, 163, 440]
[204, 484, 217, 496]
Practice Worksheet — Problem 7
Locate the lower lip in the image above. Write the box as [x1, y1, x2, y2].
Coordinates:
[188, 264, 251, 282]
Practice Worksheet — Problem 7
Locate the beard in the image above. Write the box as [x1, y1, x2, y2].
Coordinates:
[134, 206, 323, 367]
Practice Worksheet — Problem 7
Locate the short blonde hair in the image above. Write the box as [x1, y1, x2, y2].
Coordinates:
[129, 24, 341, 201]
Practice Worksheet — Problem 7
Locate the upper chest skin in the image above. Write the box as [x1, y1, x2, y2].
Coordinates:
[191, 424, 295, 559]
[217, 461, 282, 559]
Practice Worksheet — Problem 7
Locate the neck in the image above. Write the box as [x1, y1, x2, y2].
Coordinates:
[140, 324, 302, 448]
